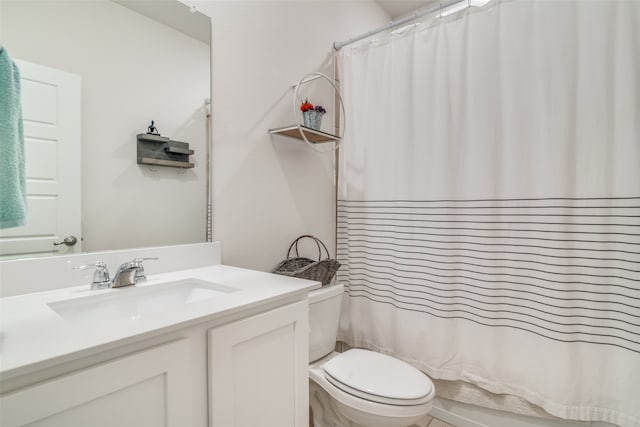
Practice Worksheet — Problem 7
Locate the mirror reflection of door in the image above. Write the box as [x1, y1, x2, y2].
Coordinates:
[0, 60, 81, 259]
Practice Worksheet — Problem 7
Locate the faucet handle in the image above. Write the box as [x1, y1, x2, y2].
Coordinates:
[133, 257, 158, 282]
[74, 261, 111, 289]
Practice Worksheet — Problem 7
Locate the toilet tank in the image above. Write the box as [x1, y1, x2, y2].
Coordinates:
[308, 283, 344, 363]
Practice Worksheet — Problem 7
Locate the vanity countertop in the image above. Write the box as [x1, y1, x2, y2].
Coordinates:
[0, 265, 319, 380]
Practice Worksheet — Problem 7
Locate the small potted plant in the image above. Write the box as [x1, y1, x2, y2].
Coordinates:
[300, 99, 326, 130]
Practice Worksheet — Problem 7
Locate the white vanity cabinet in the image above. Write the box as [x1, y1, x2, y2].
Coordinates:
[208, 300, 308, 427]
[0, 339, 193, 427]
[0, 298, 310, 427]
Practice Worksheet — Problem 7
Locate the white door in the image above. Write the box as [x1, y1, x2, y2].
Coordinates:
[0, 59, 81, 258]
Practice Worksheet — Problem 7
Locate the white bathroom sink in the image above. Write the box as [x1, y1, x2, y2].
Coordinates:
[48, 278, 238, 324]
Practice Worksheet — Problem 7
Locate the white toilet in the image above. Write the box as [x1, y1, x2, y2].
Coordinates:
[308, 283, 435, 427]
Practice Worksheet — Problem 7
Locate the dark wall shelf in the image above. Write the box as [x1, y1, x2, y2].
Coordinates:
[139, 157, 194, 168]
[137, 133, 195, 169]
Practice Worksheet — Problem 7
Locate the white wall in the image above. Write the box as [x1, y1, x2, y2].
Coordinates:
[189, 0, 390, 271]
[194, 3, 626, 426]
[0, 2, 624, 427]
[0, 0, 210, 252]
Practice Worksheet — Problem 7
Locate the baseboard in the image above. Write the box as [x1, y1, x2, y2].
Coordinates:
[431, 398, 489, 427]
[429, 397, 619, 427]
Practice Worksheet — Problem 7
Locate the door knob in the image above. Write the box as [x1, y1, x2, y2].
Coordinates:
[53, 235, 78, 246]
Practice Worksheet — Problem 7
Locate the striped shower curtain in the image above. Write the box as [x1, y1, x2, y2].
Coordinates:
[335, 1, 640, 425]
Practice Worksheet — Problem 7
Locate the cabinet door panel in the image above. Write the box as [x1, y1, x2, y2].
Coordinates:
[25, 375, 166, 427]
[1, 339, 192, 427]
[208, 301, 308, 427]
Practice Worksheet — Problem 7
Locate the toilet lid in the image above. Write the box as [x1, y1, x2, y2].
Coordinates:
[323, 349, 433, 405]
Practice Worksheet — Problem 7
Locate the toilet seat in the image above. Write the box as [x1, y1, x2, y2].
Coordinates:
[309, 352, 436, 425]
[322, 349, 433, 406]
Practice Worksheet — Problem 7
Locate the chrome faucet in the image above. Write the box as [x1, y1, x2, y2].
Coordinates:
[133, 257, 158, 282]
[75, 257, 158, 289]
[74, 261, 111, 290]
[111, 260, 140, 288]
[111, 257, 158, 288]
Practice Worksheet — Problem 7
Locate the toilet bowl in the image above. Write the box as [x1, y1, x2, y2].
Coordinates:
[308, 283, 435, 427]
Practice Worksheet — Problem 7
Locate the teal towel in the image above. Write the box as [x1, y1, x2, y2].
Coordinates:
[0, 47, 27, 229]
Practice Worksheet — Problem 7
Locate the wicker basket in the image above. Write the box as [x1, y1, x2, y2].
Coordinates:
[272, 235, 340, 286]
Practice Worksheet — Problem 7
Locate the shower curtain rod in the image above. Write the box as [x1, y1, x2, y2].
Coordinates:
[333, 0, 470, 51]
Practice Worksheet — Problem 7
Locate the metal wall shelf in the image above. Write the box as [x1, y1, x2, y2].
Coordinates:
[269, 72, 344, 150]
[269, 125, 340, 144]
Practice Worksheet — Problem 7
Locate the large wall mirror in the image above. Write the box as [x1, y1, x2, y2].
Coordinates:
[0, 0, 212, 259]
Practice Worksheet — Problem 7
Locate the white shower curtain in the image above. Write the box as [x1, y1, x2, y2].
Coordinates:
[336, 0, 640, 425]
